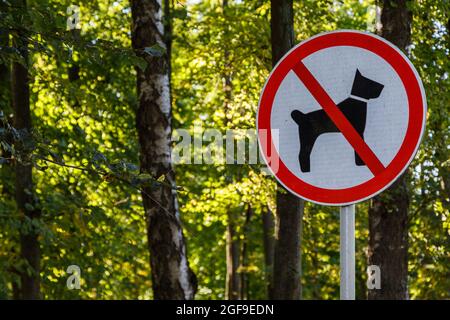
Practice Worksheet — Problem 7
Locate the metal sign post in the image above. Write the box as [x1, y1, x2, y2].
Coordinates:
[340, 204, 355, 300]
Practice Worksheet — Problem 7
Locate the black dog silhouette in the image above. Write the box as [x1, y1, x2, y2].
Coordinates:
[291, 69, 384, 172]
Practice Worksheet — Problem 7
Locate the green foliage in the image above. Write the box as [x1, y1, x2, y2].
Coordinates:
[1, 0, 151, 299]
[407, 0, 450, 299]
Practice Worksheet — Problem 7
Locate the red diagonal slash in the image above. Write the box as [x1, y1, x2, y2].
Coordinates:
[292, 61, 385, 176]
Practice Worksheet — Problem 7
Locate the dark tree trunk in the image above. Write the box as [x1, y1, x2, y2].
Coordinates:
[270, 0, 295, 67]
[441, 166, 450, 208]
[11, 0, 41, 300]
[67, 31, 80, 83]
[272, 191, 304, 299]
[0, 12, 11, 165]
[0, 26, 8, 86]
[270, 0, 304, 300]
[368, 174, 409, 299]
[131, 0, 196, 300]
[68, 29, 80, 109]
[163, 0, 172, 84]
[368, 0, 412, 300]
[225, 214, 241, 300]
[262, 207, 275, 298]
[378, 0, 412, 50]
[0, 11, 20, 301]
[239, 205, 253, 300]
[439, 14, 450, 207]
[221, 0, 242, 300]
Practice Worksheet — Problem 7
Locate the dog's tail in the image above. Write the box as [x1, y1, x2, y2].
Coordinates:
[291, 110, 307, 125]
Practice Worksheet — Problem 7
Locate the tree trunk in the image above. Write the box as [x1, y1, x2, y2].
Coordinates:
[163, 0, 172, 87]
[262, 207, 275, 298]
[439, 13, 450, 207]
[131, 0, 196, 300]
[0, 11, 20, 301]
[0, 10, 11, 164]
[272, 190, 304, 299]
[240, 205, 253, 300]
[11, 0, 41, 300]
[368, 0, 412, 300]
[0, 24, 8, 86]
[68, 29, 80, 109]
[270, 0, 304, 300]
[270, 0, 295, 67]
[225, 215, 241, 300]
[221, 0, 242, 300]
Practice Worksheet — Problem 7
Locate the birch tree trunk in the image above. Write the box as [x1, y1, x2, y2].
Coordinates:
[131, 0, 196, 300]
[270, 0, 304, 300]
[367, 0, 412, 300]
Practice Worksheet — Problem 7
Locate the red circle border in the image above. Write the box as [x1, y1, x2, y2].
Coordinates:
[257, 31, 426, 205]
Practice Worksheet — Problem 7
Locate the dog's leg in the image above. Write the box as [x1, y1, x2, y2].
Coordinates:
[355, 151, 366, 166]
[353, 128, 365, 165]
[299, 140, 313, 172]
[355, 150, 365, 166]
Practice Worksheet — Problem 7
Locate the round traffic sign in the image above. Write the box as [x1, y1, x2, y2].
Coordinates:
[257, 30, 426, 205]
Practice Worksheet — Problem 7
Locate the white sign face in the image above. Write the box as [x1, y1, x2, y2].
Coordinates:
[257, 31, 426, 205]
[271, 46, 408, 189]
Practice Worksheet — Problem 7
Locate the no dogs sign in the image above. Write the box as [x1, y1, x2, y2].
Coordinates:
[257, 30, 426, 205]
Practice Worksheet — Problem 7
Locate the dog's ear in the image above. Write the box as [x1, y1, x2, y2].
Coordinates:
[353, 69, 363, 87]
[351, 69, 384, 99]
[291, 110, 304, 124]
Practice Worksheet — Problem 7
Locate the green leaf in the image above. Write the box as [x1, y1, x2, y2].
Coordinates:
[130, 55, 148, 71]
[137, 173, 152, 181]
[143, 44, 166, 57]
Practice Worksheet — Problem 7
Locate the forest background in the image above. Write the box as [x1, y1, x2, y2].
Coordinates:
[0, 0, 448, 300]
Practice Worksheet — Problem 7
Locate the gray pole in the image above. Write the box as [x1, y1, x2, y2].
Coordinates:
[340, 204, 355, 300]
